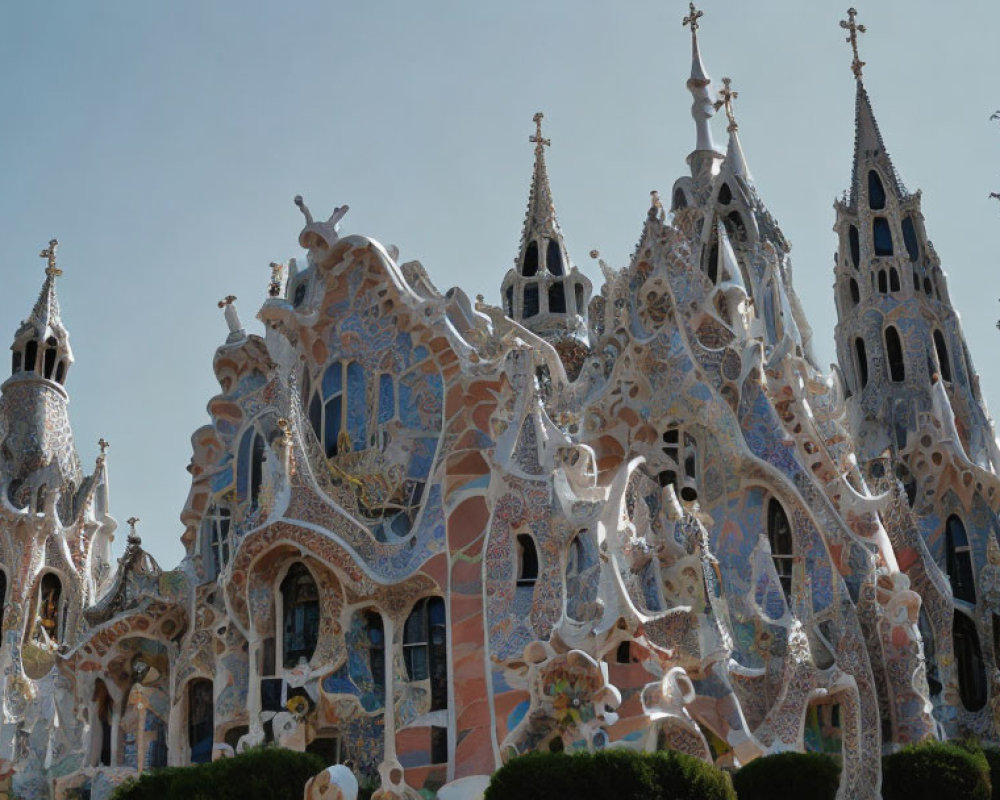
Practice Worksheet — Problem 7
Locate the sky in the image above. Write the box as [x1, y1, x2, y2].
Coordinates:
[1, 1, 999, 568]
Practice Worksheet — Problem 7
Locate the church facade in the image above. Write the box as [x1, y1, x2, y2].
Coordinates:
[2, 8, 1000, 800]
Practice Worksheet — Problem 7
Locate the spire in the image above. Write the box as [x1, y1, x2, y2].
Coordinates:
[25, 239, 68, 344]
[715, 77, 753, 184]
[683, 3, 717, 155]
[517, 112, 561, 259]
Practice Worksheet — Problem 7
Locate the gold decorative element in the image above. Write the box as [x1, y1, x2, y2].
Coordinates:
[682, 2, 703, 34]
[39, 239, 61, 277]
[714, 77, 739, 132]
[840, 7, 866, 80]
[218, 295, 237, 309]
[268, 262, 284, 298]
[530, 112, 550, 154]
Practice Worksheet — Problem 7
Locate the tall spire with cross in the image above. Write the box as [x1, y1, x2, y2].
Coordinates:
[682, 2, 719, 163]
[715, 77, 753, 183]
[840, 7, 866, 81]
[520, 112, 560, 251]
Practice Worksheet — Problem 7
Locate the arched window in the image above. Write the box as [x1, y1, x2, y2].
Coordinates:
[24, 340, 37, 373]
[854, 337, 868, 389]
[548, 282, 566, 314]
[902, 216, 920, 262]
[849, 278, 860, 306]
[37, 572, 62, 643]
[878, 270, 887, 294]
[523, 284, 539, 318]
[403, 597, 447, 710]
[953, 611, 987, 711]
[516, 534, 539, 586]
[889, 268, 900, 293]
[848, 226, 860, 269]
[281, 563, 320, 668]
[11, 351, 20, 374]
[54, 360, 65, 384]
[767, 498, 793, 598]
[933, 330, 952, 382]
[706, 239, 720, 285]
[43, 338, 57, 380]
[885, 326, 905, 382]
[364, 610, 386, 705]
[923, 277, 933, 297]
[522, 241, 539, 277]
[868, 170, 886, 209]
[574, 282, 584, 314]
[672, 188, 687, 210]
[504, 285, 514, 316]
[567, 536, 586, 575]
[873, 217, 893, 256]
[912, 268, 920, 293]
[945, 515, 976, 603]
[237, 427, 266, 509]
[725, 211, 747, 243]
[187, 679, 214, 764]
[202, 505, 231, 578]
[94, 679, 113, 766]
[718, 182, 732, 205]
[309, 361, 367, 458]
[546, 239, 564, 276]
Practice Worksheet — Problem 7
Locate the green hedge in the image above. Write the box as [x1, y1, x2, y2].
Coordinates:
[484, 748, 734, 800]
[111, 746, 326, 800]
[733, 752, 839, 800]
[881, 740, 991, 800]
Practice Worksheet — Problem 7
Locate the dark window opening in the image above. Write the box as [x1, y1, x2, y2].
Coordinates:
[873, 217, 893, 256]
[504, 285, 513, 316]
[672, 188, 687, 210]
[403, 597, 447, 710]
[548, 282, 566, 314]
[933, 330, 951, 382]
[293, 282, 308, 308]
[885, 326, 905, 383]
[523, 284, 539, 318]
[188, 679, 214, 764]
[706, 241, 719, 284]
[849, 278, 860, 306]
[517, 534, 539, 586]
[546, 239, 564, 276]
[848, 226, 860, 269]
[574, 282, 584, 314]
[912, 268, 920, 293]
[923, 277, 933, 297]
[431, 726, 448, 764]
[889, 268, 900, 293]
[718, 182, 732, 205]
[954, 611, 987, 711]
[37, 572, 62, 643]
[522, 241, 539, 277]
[767, 498, 793, 598]
[855, 338, 868, 389]
[616, 641, 631, 664]
[306, 736, 342, 765]
[725, 211, 746, 243]
[281, 563, 320, 668]
[945, 515, 976, 603]
[24, 340, 37, 373]
[868, 170, 886, 209]
[364, 610, 386, 705]
[43, 338, 57, 379]
[878, 271, 887, 294]
[54, 361, 65, 384]
[94, 680, 113, 767]
[902, 216, 920, 262]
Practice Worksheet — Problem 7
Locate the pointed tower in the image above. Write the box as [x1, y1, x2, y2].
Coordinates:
[0, 240, 82, 512]
[500, 112, 592, 375]
[831, 10, 993, 467]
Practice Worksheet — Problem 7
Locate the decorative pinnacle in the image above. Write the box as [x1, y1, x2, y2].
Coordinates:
[840, 8, 866, 80]
[530, 112, 550, 154]
[268, 262, 284, 298]
[97, 438, 110, 463]
[218, 295, 237, 309]
[714, 77, 739, 132]
[40, 239, 61, 278]
[126, 516, 140, 541]
[683, 2, 703, 33]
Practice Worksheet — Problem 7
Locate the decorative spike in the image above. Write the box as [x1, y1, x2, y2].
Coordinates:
[683, 2, 716, 154]
[839, 8, 867, 81]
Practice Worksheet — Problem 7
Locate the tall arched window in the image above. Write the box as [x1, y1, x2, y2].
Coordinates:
[363, 610, 386, 705]
[902, 216, 920, 262]
[878, 270, 887, 294]
[504, 285, 514, 317]
[854, 337, 869, 389]
[237, 427, 266, 510]
[546, 239, 564, 276]
[885, 326, 905, 382]
[889, 268, 900, 293]
[94, 679, 113, 766]
[523, 284, 539, 318]
[767, 498, 794, 598]
[849, 278, 860, 306]
[522, 242, 539, 277]
[24, 340, 37, 373]
[201, 505, 231, 578]
[37, 572, 63, 644]
[516, 534, 539, 586]
[868, 170, 886, 209]
[187, 679, 214, 764]
[566, 536, 586, 576]
[309, 361, 367, 458]
[953, 611, 987, 711]
[848, 226, 860, 269]
[945, 515, 976, 603]
[548, 282, 566, 314]
[54, 360, 66, 384]
[933, 330, 952, 382]
[574, 282, 584, 314]
[43, 337, 57, 380]
[873, 217, 893, 256]
[403, 597, 447, 710]
[281, 563, 320, 668]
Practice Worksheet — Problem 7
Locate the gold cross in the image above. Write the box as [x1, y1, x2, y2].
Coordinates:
[683, 2, 703, 33]
[530, 112, 550, 153]
[39, 239, 61, 277]
[840, 7, 866, 80]
[714, 77, 739, 131]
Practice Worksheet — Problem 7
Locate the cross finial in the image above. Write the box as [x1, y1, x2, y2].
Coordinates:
[217, 295, 237, 309]
[40, 239, 61, 278]
[126, 516, 140, 536]
[683, 2, 703, 34]
[529, 112, 550, 154]
[714, 77, 739, 132]
[97, 438, 110, 459]
[840, 7, 866, 80]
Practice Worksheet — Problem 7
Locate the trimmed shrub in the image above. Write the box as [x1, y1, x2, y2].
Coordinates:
[881, 740, 990, 800]
[484, 748, 734, 800]
[111, 746, 326, 800]
[733, 751, 839, 800]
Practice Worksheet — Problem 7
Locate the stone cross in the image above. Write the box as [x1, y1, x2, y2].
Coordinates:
[40, 239, 61, 277]
[126, 516, 140, 538]
[714, 77, 739, 132]
[97, 438, 110, 462]
[530, 112, 550, 153]
[683, 2, 703, 34]
[840, 7, 866, 80]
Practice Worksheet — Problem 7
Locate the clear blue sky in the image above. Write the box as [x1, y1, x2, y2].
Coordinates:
[1, 1, 998, 567]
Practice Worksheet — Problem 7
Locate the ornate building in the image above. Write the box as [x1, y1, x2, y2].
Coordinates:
[2, 7, 1000, 800]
